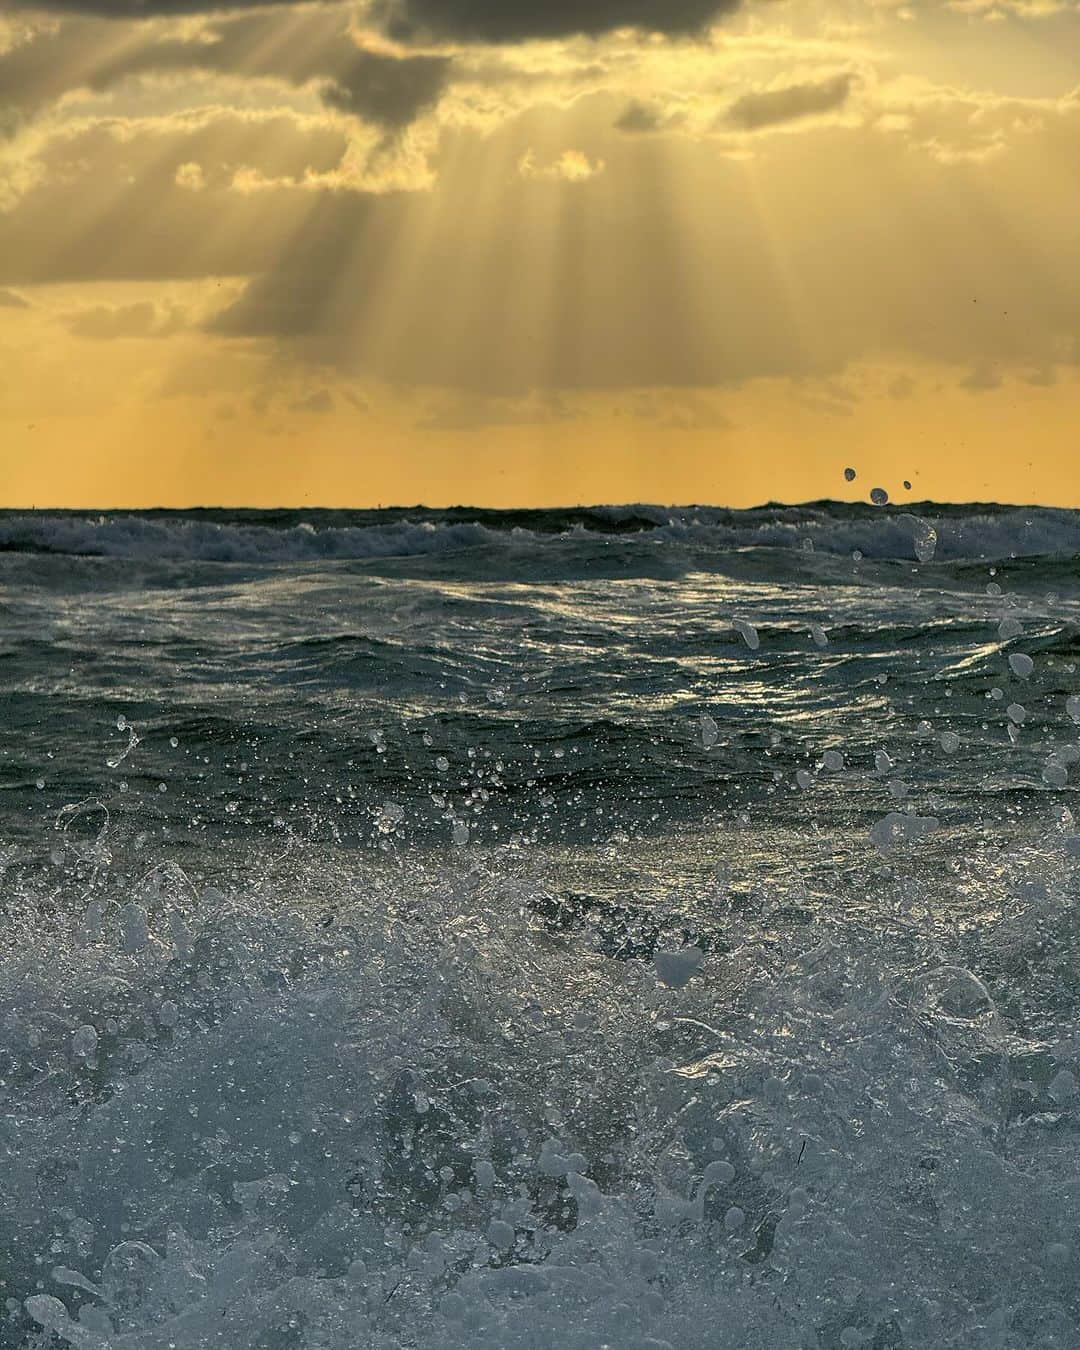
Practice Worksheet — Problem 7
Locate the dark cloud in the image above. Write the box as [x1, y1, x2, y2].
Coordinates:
[3, 0, 743, 32]
[3, 0, 301, 14]
[614, 100, 666, 133]
[321, 49, 450, 127]
[0, 288, 30, 307]
[726, 73, 854, 131]
[0, 12, 451, 128]
[370, 0, 740, 43]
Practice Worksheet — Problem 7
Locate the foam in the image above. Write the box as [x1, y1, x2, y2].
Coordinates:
[4, 830, 1080, 1349]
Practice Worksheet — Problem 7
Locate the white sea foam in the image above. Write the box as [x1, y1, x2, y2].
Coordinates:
[1, 833, 1076, 1350]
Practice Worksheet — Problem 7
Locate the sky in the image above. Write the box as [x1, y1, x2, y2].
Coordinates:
[2, 0, 1080, 508]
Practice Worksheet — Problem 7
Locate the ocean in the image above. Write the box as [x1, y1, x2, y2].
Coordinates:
[1, 501, 1079, 1348]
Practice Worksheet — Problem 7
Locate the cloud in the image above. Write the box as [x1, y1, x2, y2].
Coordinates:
[4, 0, 308, 15]
[726, 72, 856, 131]
[205, 170, 832, 392]
[63, 300, 186, 338]
[0, 287, 29, 307]
[0, 12, 451, 129]
[518, 148, 605, 180]
[321, 49, 451, 128]
[175, 162, 206, 191]
[614, 100, 668, 133]
[0, 112, 360, 282]
[7, 20, 1080, 401]
[200, 92, 1080, 396]
[370, 0, 742, 43]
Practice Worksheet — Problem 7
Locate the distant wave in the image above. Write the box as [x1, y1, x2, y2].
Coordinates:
[0, 505, 1077, 564]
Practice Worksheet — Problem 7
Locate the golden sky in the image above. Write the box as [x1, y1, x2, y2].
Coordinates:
[2, 0, 1080, 507]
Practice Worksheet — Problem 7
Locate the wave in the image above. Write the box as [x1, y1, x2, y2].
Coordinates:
[0, 504, 1078, 564]
[6, 829, 1080, 1349]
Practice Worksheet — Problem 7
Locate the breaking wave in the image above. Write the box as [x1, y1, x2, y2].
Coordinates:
[1, 504, 1078, 565]
[5, 825, 1080, 1350]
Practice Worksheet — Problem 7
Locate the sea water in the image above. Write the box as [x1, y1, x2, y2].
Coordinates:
[1, 502, 1079, 1348]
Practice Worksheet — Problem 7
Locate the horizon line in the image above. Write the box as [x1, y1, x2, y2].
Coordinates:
[0, 497, 1066, 514]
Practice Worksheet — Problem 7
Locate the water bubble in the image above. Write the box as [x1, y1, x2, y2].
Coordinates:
[940, 731, 960, 753]
[1066, 695, 1080, 724]
[1007, 703, 1026, 725]
[700, 714, 719, 750]
[909, 516, 937, 563]
[810, 624, 829, 648]
[25, 1296, 71, 1334]
[903, 479, 912, 490]
[998, 616, 1023, 641]
[732, 618, 760, 651]
[120, 902, 149, 952]
[1008, 653, 1034, 680]
[844, 467, 857, 482]
[870, 487, 889, 505]
[169, 736, 179, 748]
[1043, 759, 1069, 789]
[100, 1241, 162, 1316]
[487, 1220, 515, 1250]
[375, 801, 405, 834]
[71, 1025, 98, 1060]
[823, 750, 844, 771]
[869, 811, 938, 849]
